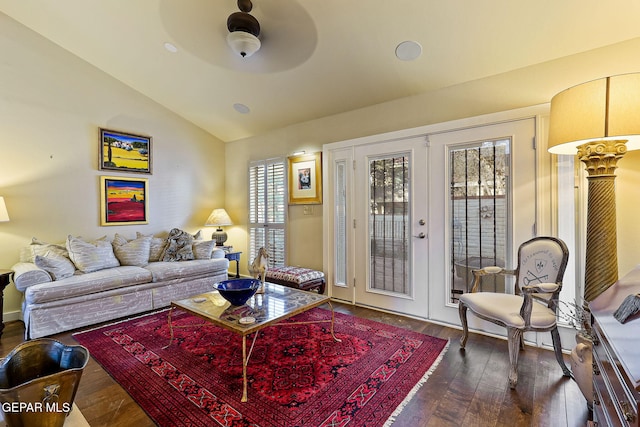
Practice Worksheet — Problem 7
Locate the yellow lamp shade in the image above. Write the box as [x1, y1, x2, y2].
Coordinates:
[549, 73, 640, 154]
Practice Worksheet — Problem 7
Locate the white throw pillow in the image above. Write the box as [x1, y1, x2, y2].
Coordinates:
[66, 235, 120, 273]
[34, 252, 76, 280]
[22, 237, 68, 263]
[112, 233, 151, 266]
[136, 232, 167, 262]
[192, 240, 216, 260]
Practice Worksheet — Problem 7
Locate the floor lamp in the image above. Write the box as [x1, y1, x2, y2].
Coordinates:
[548, 73, 640, 302]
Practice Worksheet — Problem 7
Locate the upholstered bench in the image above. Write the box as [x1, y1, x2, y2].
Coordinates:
[265, 266, 326, 294]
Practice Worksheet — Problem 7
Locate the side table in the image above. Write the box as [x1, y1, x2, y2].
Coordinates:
[0, 269, 13, 337]
[225, 252, 242, 278]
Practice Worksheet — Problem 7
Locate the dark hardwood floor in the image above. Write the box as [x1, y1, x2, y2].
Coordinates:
[0, 303, 591, 427]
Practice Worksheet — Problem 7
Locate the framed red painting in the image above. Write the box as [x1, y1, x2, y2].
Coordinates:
[100, 176, 148, 226]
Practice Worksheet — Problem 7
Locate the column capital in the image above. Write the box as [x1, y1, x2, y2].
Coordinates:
[577, 140, 627, 176]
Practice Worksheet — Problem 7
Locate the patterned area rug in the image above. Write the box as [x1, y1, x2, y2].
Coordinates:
[73, 308, 448, 427]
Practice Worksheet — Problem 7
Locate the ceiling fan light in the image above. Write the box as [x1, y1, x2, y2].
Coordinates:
[226, 31, 261, 58]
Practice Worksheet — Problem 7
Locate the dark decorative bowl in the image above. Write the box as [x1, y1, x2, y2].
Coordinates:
[214, 279, 261, 306]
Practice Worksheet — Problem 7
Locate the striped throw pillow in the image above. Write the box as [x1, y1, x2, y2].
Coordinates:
[34, 252, 76, 280]
[112, 234, 152, 266]
[66, 235, 120, 273]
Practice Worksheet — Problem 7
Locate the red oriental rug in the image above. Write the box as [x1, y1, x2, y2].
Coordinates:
[73, 308, 448, 427]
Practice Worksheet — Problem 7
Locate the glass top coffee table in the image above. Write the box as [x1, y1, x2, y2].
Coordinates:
[165, 282, 340, 402]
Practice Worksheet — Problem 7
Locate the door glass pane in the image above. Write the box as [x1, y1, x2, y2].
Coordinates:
[335, 160, 347, 286]
[369, 154, 410, 295]
[450, 139, 509, 302]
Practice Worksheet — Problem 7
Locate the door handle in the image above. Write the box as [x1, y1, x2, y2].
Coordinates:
[414, 232, 426, 239]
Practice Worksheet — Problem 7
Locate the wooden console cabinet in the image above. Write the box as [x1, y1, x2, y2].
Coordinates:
[590, 266, 640, 426]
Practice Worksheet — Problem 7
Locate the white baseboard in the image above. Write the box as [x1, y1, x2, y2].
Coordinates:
[3, 310, 22, 323]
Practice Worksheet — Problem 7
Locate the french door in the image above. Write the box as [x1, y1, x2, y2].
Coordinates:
[427, 118, 536, 325]
[325, 112, 538, 329]
[353, 137, 429, 317]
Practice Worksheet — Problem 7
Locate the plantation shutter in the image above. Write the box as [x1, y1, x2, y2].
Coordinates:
[248, 159, 286, 267]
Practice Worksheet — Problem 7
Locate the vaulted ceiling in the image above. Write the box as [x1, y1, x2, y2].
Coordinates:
[3, 0, 640, 142]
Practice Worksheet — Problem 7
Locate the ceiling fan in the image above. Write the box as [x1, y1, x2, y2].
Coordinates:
[226, 0, 261, 58]
[159, 0, 317, 73]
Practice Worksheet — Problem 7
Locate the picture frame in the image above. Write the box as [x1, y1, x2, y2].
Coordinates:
[288, 152, 322, 205]
[100, 176, 149, 226]
[99, 128, 152, 174]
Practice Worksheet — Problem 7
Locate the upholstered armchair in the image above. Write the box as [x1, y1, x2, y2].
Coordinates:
[458, 236, 572, 388]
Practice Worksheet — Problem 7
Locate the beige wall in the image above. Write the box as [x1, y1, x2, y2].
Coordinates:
[617, 150, 640, 276]
[3, 12, 640, 322]
[0, 14, 226, 318]
[225, 70, 640, 284]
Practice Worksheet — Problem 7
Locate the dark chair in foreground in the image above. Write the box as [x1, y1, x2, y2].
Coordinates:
[458, 236, 572, 388]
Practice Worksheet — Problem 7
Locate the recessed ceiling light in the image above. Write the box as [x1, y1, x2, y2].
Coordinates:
[395, 40, 422, 61]
[164, 42, 178, 53]
[233, 103, 250, 114]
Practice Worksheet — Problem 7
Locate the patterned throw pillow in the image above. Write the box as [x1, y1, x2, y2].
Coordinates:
[192, 240, 216, 259]
[112, 233, 152, 267]
[160, 228, 195, 261]
[34, 252, 76, 280]
[66, 235, 120, 273]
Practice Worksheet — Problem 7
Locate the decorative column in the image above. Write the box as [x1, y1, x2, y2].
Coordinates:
[577, 140, 627, 302]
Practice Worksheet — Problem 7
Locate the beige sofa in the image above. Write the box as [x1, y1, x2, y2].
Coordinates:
[11, 230, 229, 339]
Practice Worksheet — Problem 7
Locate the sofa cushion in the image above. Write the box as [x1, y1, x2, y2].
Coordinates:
[112, 234, 151, 267]
[66, 235, 120, 273]
[24, 265, 153, 305]
[144, 259, 228, 282]
[34, 252, 76, 281]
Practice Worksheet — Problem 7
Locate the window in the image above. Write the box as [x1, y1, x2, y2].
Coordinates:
[248, 159, 286, 267]
[369, 154, 411, 294]
[334, 159, 348, 286]
[450, 139, 510, 302]
[556, 155, 578, 307]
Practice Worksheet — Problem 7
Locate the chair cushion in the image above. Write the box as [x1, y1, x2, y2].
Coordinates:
[459, 292, 557, 329]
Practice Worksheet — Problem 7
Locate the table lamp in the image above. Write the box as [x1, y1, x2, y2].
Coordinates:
[0, 197, 9, 222]
[548, 73, 640, 302]
[205, 208, 233, 246]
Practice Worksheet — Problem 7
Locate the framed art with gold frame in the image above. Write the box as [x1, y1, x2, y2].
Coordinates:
[100, 176, 149, 226]
[288, 152, 322, 205]
[99, 128, 152, 174]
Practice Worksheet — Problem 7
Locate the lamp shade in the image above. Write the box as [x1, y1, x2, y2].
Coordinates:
[226, 31, 261, 58]
[548, 73, 640, 154]
[0, 197, 9, 222]
[205, 209, 233, 227]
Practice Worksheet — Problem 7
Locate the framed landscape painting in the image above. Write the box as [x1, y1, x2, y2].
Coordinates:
[288, 152, 322, 204]
[100, 176, 148, 226]
[99, 128, 152, 174]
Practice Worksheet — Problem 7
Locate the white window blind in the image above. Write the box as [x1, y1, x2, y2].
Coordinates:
[248, 159, 286, 267]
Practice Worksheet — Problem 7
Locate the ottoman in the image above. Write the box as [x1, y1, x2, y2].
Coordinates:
[265, 266, 326, 294]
